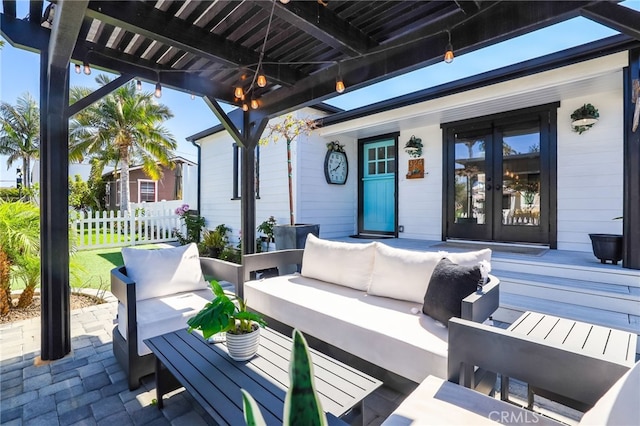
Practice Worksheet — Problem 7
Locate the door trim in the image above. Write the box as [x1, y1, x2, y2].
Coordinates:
[358, 132, 399, 237]
[441, 103, 558, 248]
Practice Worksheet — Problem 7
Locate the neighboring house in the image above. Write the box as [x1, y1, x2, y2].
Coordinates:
[189, 38, 633, 257]
[102, 156, 198, 210]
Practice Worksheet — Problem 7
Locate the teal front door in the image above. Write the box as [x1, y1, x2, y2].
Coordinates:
[359, 135, 397, 235]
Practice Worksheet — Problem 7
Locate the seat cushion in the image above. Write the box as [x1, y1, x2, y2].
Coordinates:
[122, 243, 208, 301]
[301, 234, 376, 291]
[579, 360, 640, 426]
[382, 376, 562, 426]
[368, 243, 444, 303]
[423, 259, 481, 325]
[245, 274, 449, 383]
[117, 289, 213, 355]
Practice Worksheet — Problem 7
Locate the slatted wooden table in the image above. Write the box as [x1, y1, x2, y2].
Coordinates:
[503, 311, 637, 411]
[145, 328, 382, 425]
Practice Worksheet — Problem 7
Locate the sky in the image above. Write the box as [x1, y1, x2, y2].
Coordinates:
[1, 1, 639, 187]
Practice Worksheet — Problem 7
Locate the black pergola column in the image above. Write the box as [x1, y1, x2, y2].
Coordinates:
[623, 48, 640, 270]
[40, 58, 71, 360]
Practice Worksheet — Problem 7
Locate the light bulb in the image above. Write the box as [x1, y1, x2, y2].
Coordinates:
[136, 80, 142, 91]
[242, 103, 249, 112]
[335, 79, 345, 93]
[83, 61, 91, 75]
[444, 44, 454, 64]
[190, 93, 195, 100]
[257, 74, 267, 88]
[234, 87, 244, 99]
[74, 64, 81, 74]
[251, 99, 259, 109]
[154, 82, 162, 98]
[280, 0, 290, 3]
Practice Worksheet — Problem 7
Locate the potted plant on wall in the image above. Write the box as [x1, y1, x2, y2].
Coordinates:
[571, 103, 599, 134]
[260, 114, 320, 250]
[187, 280, 266, 361]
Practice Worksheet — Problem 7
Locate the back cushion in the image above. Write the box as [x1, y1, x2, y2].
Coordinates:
[301, 234, 376, 291]
[368, 243, 444, 303]
[122, 243, 209, 301]
[445, 248, 492, 266]
[579, 361, 640, 426]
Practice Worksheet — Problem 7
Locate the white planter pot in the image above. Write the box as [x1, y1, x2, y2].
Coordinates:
[226, 326, 260, 361]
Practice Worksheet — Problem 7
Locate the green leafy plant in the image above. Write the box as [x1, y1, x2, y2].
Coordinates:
[187, 280, 266, 339]
[241, 329, 326, 426]
[174, 204, 205, 244]
[198, 224, 232, 258]
[257, 216, 277, 250]
[404, 135, 423, 158]
[570, 103, 599, 134]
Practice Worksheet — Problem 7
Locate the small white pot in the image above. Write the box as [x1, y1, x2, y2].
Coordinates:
[226, 326, 260, 361]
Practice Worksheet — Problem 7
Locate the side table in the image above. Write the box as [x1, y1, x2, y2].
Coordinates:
[501, 311, 637, 412]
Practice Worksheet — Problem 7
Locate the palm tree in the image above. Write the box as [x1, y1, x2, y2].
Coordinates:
[69, 75, 177, 211]
[0, 93, 40, 190]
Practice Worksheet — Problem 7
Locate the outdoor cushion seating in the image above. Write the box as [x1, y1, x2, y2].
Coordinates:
[111, 243, 243, 390]
[382, 317, 640, 425]
[242, 235, 499, 384]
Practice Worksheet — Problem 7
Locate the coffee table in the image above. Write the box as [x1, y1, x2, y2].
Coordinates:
[145, 327, 382, 425]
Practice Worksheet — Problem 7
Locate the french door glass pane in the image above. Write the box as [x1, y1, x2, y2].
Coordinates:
[454, 136, 486, 225]
[502, 126, 541, 226]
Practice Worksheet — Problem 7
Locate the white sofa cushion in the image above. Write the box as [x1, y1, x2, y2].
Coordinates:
[301, 234, 376, 291]
[117, 289, 213, 356]
[445, 248, 492, 267]
[122, 243, 208, 301]
[368, 243, 444, 303]
[245, 274, 449, 383]
[579, 360, 640, 426]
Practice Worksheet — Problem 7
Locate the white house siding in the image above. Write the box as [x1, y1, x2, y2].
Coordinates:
[319, 52, 628, 252]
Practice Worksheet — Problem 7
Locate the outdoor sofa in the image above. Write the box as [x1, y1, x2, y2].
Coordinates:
[110, 243, 243, 390]
[242, 234, 499, 387]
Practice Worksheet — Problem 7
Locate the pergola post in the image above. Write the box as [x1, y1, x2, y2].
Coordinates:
[623, 48, 640, 269]
[39, 58, 71, 360]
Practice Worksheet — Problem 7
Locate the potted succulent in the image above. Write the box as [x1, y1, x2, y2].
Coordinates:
[570, 103, 599, 134]
[187, 280, 266, 361]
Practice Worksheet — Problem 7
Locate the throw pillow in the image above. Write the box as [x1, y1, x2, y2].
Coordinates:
[368, 243, 443, 303]
[445, 248, 492, 267]
[301, 234, 376, 291]
[122, 243, 208, 301]
[422, 258, 481, 325]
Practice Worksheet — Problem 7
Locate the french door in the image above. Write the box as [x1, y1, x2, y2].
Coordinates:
[444, 107, 556, 246]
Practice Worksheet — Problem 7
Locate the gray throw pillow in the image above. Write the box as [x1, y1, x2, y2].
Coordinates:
[422, 258, 481, 325]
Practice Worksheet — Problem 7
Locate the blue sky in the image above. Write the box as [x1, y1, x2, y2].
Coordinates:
[1, 1, 639, 186]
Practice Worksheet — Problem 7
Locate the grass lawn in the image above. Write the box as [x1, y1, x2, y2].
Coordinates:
[75, 228, 131, 246]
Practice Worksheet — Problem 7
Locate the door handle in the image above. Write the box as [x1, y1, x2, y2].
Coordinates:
[486, 184, 492, 191]
[495, 185, 501, 190]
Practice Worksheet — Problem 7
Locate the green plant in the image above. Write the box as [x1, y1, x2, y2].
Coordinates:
[570, 103, 599, 134]
[187, 280, 266, 338]
[241, 329, 326, 426]
[404, 135, 423, 158]
[260, 115, 317, 225]
[257, 216, 277, 249]
[174, 204, 205, 244]
[198, 223, 231, 258]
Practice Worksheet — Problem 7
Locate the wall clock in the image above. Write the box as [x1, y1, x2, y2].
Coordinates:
[324, 143, 348, 185]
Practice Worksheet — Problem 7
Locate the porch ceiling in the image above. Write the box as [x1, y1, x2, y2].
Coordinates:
[2, 0, 635, 123]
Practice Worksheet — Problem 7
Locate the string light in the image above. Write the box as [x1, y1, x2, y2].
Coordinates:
[242, 103, 249, 112]
[257, 72, 267, 88]
[444, 30, 454, 64]
[336, 78, 345, 93]
[234, 87, 244, 99]
[251, 99, 259, 109]
[190, 93, 196, 100]
[83, 61, 91, 75]
[136, 80, 142, 91]
[154, 82, 162, 98]
[74, 64, 81, 74]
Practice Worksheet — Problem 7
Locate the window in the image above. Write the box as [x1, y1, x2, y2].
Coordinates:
[232, 143, 260, 199]
[138, 180, 157, 202]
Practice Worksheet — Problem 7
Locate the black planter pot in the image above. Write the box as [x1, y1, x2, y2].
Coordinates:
[588, 234, 623, 265]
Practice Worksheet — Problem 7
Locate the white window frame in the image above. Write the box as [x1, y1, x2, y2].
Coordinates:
[138, 179, 158, 203]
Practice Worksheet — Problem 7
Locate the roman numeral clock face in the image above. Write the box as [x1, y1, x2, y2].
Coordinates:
[324, 150, 348, 185]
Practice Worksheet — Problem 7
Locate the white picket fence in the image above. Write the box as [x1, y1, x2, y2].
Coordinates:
[73, 207, 183, 250]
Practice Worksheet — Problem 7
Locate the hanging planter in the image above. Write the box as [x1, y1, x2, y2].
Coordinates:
[570, 103, 599, 134]
[404, 135, 423, 158]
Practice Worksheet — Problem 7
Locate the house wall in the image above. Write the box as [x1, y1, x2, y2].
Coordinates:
[198, 52, 627, 252]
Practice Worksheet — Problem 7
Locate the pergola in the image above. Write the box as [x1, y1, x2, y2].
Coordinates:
[1, 0, 639, 361]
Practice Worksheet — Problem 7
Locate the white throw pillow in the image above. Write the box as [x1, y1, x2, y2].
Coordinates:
[579, 361, 640, 425]
[122, 243, 209, 301]
[368, 243, 444, 303]
[445, 248, 492, 266]
[301, 234, 376, 291]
